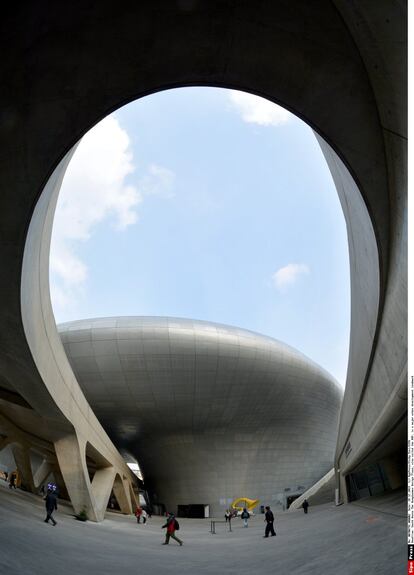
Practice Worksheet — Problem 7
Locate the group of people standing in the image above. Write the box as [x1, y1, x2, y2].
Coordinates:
[224, 506, 253, 527]
[224, 505, 276, 536]
[223, 500, 309, 537]
[224, 508, 237, 522]
[135, 505, 149, 524]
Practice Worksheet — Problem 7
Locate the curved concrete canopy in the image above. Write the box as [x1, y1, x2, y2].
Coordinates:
[59, 317, 343, 513]
[0, 1, 406, 516]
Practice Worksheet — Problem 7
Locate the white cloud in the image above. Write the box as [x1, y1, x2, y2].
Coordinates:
[51, 244, 88, 287]
[49, 115, 175, 320]
[229, 90, 292, 126]
[52, 115, 140, 243]
[139, 163, 176, 198]
[272, 263, 310, 291]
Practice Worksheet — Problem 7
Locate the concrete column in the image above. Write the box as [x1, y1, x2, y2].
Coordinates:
[335, 467, 344, 505]
[54, 433, 99, 521]
[113, 474, 133, 514]
[339, 472, 349, 504]
[33, 459, 54, 489]
[91, 467, 117, 520]
[129, 482, 139, 510]
[11, 444, 35, 492]
[52, 464, 69, 500]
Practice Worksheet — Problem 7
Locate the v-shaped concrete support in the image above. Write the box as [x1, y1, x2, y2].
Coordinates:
[54, 432, 135, 521]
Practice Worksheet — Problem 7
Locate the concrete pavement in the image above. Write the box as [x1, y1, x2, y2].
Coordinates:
[0, 480, 405, 575]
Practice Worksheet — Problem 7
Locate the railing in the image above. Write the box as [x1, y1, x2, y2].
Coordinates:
[210, 519, 232, 534]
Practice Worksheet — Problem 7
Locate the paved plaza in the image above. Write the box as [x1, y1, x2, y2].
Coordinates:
[0, 481, 405, 575]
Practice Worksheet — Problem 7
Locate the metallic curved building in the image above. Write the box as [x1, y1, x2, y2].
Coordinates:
[59, 317, 343, 515]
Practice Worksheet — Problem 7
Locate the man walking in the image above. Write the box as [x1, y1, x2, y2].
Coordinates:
[162, 512, 183, 546]
[44, 488, 58, 526]
[8, 471, 16, 489]
[302, 499, 309, 514]
[241, 507, 250, 527]
[263, 505, 276, 537]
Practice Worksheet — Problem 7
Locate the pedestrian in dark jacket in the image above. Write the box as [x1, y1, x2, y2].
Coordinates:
[8, 472, 16, 489]
[44, 489, 58, 525]
[161, 512, 183, 545]
[263, 505, 276, 537]
[302, 499, 309, 514]
[241, 507, 250, 527]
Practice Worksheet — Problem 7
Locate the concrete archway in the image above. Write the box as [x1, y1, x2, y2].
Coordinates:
[0, 1, 406, 512]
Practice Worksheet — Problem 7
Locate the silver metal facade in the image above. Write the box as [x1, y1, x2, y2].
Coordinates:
[59, 317, 343, 514]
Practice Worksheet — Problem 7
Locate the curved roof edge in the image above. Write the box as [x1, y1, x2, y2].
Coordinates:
[57, 315, 344, 393]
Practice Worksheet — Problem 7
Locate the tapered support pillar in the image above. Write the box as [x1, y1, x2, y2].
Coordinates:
[55, 433, 122, 522]
[91, 467, 117, 519]
[33, 459, 54, 489]
[54, 433, 99, 521]
[11, 444, 35, 492]
[129, 483, 139, 510]
[113, 474, 133, 514]
[51, 464, 69, 499]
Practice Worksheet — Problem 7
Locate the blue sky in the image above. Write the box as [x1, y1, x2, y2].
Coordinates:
[50, 87, 350, 386]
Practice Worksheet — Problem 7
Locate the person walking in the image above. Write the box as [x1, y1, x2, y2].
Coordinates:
[263, 505, 276, 537]
[241, 507, 250, 527]
[162, 512, 183, 546]
[135, 506, 143, 523]
[44, 488, 58, 526]
[224, 509, 231, 523]
[302, 499, 309, 514]
[8, 472, 16, 489]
